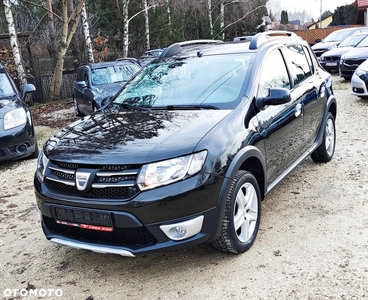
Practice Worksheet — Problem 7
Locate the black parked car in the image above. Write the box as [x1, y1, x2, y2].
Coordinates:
[319, 32, 368, 72]
[0, 63, 38, 162]
[311, 27, 368, 57]
[339, 36, 368, 79]
[73, 59, 141, 116]
[34, 32, 337, 257]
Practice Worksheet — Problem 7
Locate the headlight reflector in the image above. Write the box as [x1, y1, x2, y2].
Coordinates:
[36, 151, 49, 182]
[137, 151, 207, 190]
[4, 108, 27, 130]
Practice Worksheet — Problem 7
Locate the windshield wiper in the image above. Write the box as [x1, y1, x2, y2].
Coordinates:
[151, 104, 219, 110]
[119, 102, 152, 111]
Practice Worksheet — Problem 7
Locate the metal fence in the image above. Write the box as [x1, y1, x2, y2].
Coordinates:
[28, 70, 76, 104]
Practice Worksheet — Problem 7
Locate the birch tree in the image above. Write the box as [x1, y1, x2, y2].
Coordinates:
[207, 0, 213, 37]
[3, 0, 27, 87]
[81, 2, 94, 63]
[49, 0, 85, 100]
[143, 0, 150, 50]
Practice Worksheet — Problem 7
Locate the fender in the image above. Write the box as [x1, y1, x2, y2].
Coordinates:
[314, 94, 337, 148]
[209, 145, 267, 241]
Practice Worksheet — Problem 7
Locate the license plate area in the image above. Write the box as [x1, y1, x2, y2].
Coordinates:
[54, 207, 113, 232]
[326, 62, 338, 67]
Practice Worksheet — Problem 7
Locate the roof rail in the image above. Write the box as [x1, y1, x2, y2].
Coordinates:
[249, 31, 298, 50]
[160, 39, 222, 58]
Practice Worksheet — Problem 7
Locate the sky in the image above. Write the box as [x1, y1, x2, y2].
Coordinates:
[267, 0, 355, 21]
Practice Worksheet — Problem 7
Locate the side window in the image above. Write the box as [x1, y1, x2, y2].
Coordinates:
[258, 50, 290, 98]
[76, 68, 84, 81]
[303, 46, 315, 74]
[286, 44, 312, 84]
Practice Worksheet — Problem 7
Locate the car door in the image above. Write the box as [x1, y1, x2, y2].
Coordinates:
[74, 67, 93, 114]
[283, 44, 324, 153]
[255, 48, 304, 187]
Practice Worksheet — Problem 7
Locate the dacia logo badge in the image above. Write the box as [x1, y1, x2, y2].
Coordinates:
[75, 172, 91, 191]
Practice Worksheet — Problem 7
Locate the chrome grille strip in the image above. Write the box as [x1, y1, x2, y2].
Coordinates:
[92, 182, 135, 188]
[49, 166, 75, 175]
[46, 176, 76, 186]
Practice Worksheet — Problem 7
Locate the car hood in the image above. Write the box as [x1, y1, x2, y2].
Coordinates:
[0, 97, 22, 118]
[44, 110, 232, 164]
[312, 41, 339, 50]
[342, 47, 368, 59]
[321, 47, 353, 57]
[93, 83, 125, 99]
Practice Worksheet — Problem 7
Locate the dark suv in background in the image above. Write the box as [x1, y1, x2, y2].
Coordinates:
[73, 59, 141, 116]
[34, 32, 337, 257]
[0, 63, 38, 162]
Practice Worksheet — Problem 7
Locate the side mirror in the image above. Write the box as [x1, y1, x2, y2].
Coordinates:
[22, 83, 36, 101]
[76, 80, 87, 88]
[256, 88, 291, 110]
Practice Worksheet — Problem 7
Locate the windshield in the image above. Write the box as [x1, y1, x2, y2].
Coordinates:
[92, 63, 140, 85]
[324, 30, 352, 42]
[339, 34, 367, 47]
[356, 35, 368, 47]
[113, 54, 253, 109]
[0, 73, 16, 98]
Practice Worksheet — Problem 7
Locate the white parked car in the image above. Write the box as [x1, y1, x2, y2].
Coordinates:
[351, 59, 368, 98]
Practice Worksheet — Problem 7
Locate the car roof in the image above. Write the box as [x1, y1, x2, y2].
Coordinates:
[160, 31, 304, 58]
[81, 59, 139, 70]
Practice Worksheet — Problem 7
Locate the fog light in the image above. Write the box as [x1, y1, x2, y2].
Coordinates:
[170, 226, 187, 239]
[160, 216, 204, 241]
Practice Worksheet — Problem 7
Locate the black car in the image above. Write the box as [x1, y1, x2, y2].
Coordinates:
[319, 32, 368, 72]
[339, 36, 368, 79]
[73, 59, 141, 116]
[137, 48, 165, 67]
[34, 32, 337, 257]
[0, 63, 38, 162]
[311, 27, 368, 57]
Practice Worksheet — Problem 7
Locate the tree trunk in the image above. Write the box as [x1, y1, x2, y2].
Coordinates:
[49, 0, 85, 100]
[166, 0, 172, 37]
[122, 0, 130, 57]
[81, 2, 94, 63]
[220, 1, 225, 40]
[113, 0, 121, 19]
[45, 0, 57, 65]
[3, 0, 27, 87]
[207, 0, 213, 37]
[144, 0, 150, 50]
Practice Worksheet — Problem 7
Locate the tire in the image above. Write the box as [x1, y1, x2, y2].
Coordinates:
[311, 112, 336, 162]
[212, 171, 261, 254]
[28, 141, 39, 159]
[73, 97, 82, 116]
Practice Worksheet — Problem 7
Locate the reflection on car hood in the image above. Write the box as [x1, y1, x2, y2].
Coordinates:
[342, 47, 368, 59]
[44, 110, 231, 164]
[312, 41, 339, 50]
[0, 98, 21, 117]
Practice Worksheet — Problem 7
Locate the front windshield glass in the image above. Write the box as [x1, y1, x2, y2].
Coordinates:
[92, 63, 140, 85]
[355, 35, 368, 47]
[0, 73, 16, 98]
[339, 34, 367, 47]
[324, 30, 352, 42]
[113, 54, 253, 109]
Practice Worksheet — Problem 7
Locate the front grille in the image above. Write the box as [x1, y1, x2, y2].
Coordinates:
[45, 160, 141, 200]
[44, 216, 158, 246]
[343, 59, 366, 67]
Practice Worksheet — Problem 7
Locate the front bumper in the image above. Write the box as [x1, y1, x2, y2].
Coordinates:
[34, 173, 225, 256]
[0, 123, 36, 161]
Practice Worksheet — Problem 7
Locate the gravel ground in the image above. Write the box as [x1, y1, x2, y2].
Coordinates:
[0, 75, 367, 300]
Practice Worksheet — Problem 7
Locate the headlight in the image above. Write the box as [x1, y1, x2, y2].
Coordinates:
[36, 151, 49, 182]
[4, 108, 27, 130]
[327, 45, 337, 51]
[137, 151, 207, 190]
[355, 67, 366, 77]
